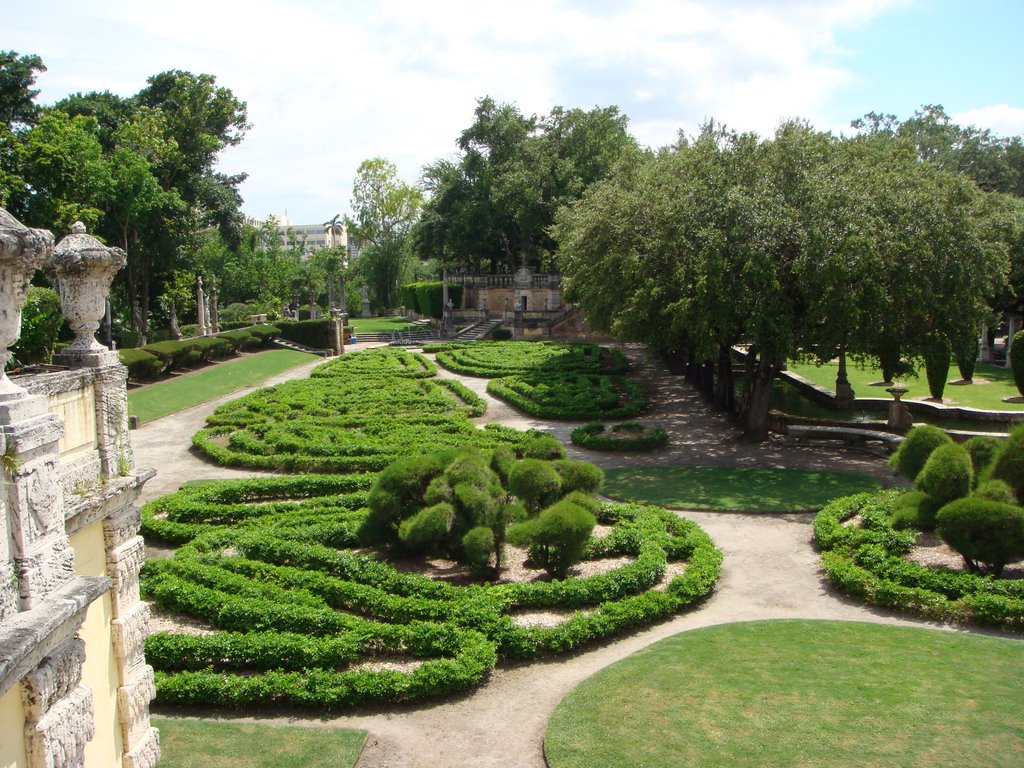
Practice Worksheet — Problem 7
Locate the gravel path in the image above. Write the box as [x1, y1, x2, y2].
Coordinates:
[132, 343, 988, 767]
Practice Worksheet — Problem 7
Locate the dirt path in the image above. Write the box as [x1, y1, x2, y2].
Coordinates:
[132, 344, 987, 767]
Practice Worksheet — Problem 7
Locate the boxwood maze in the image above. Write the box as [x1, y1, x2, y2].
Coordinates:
[192, 349, 523, 472]
[814, 491, 1024, 629]
[424, 341, 629, 378]
[141, 478, 722, 710]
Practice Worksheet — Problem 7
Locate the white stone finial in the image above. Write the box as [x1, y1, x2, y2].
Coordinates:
[71, 221, 87, 235]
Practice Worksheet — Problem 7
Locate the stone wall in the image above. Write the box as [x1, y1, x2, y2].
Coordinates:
[0, 209, 159, 768]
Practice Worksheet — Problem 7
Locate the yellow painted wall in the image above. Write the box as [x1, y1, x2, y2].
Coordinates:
[50, 388, 97, 459]
[0, 681, 28, 768]
[70, 521, 123, 768]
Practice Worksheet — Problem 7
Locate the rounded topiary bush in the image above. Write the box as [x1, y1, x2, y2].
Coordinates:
[917, 442, 973, 509]
[507, 497, 596, 579]
[964, 435, 1004, 486]
[508, 459, 563, 513]
[552, 460, 605, 495]
[889, 424, 952, 482]
[974, 479, 1018, 505]
[990, 424, 1024, 504]
[521, 434, 568, 460]
[936, 497, 1024, 576]
[889, 490, 930, 530]
[1011, 329, 1024, 397]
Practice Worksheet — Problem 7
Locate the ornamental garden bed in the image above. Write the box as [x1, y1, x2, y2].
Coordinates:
[571, 421, 668, 451]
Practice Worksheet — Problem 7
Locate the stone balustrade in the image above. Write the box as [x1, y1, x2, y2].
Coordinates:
[0, 209, 159, 768]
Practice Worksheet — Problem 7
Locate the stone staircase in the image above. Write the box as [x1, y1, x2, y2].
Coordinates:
[453, 319, 503, 341]
[271, 338, 331, 356]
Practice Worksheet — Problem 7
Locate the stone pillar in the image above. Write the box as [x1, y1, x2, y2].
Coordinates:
[979, 323, 991, 363]
[442, 270, 450, 311]
[48, 222, 124, 369]
[360, 284, 371, 318]
[209, 277, 220, 334]
[308, 290, 318, 320]
[835, 349, 855, 405]
[22, 638, 96, 768]
[195, 276, 207, 336]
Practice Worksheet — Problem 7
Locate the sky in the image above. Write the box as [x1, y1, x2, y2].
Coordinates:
[7, 0, 1024, 225]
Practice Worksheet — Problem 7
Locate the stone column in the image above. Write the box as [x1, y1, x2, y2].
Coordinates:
[209, 276, 220, 334]
[360, 284, 371, 318]
[48, 222, 124, 369]
[195, 276, 207, 336]
[835, 349, 855, 405]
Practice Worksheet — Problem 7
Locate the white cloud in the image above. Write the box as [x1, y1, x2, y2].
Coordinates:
[953, 104, 1024, 138]
[9, 0, 912, 222]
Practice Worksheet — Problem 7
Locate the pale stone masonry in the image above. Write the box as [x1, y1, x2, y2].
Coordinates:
[0, 209, 159, 768]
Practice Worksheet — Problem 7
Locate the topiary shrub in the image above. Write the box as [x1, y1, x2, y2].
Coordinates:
[889, 424, 952, 482]
[1012, 330, 1024, 397]
[964, 435, 1004, 487]
[974, 479, 1018, 505]
[916, 442, 973, 509]
[990, 424, 1024, 504]
[507, 497, 597, 579]
[889, 490, 930, 530]
[358, 452, 452, 546]
[936, 497, 1024, 576]
[954, 334, 979, 383]
[508, 459, 562, 514]
[520, 433, 567, 460]
[923, 333, 951, 401]
[552, 460, 604, 495]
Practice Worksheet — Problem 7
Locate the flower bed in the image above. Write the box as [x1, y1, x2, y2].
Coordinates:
[814, 491, 1024, 629]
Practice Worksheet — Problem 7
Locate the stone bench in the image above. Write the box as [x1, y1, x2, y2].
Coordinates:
[785, 424, 904, 453]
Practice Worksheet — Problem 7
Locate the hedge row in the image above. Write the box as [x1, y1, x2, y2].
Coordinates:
[814, 491, 1024, 629]
[487, 374, 647, 421]
[400, 281, 465, 319]
[427, 341, 629, 378]
[120, 327, 276, 380]
[141, 489, 721, 709]
[312, 348, 437, 379]
[571, 421, 669, 451]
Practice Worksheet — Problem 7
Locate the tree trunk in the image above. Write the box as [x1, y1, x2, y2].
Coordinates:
[740, 352, 777, 442]
[714, 346, 735, 412]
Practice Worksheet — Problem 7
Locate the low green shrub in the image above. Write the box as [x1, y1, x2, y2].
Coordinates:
[990, 424, 1024, 504]
[520, 434, 567, 460]
[488, 374, 647, 421]
[508, 497, 596, 579]
[508, 459, 563, 513]
[964, 435, 1004, 486]
[889, 490, 929, 530]
[889, 424, 952, 482]
[974, 479, 1018, 504]
[571, 421, 669, 451]
[119, 348, 165, 381]
[815, 490, 1024, 628]
[276, 319, 330, 349]
[936, 497, 1024, 577]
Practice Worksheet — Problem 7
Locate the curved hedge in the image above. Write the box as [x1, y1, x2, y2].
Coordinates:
[427, 341, 629, 378]
[571, 422, 668, 451]
[487, 374, 646, 421]
[142, 476, 721, 710]
[814, 491, 1024, 629]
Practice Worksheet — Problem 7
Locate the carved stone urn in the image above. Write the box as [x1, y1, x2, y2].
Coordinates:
[48, 222, 126, 366]
[0, 208, 54, 401]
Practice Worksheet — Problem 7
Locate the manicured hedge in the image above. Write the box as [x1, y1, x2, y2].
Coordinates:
[487, 374, 647, 420]
[571, 422, 668, 451]
[275, 319, 331, 349]
[402, 281, 464, 317]
[312, 348, 437, 379]
[119, 348, 164, 381]
[428, 340, 629, 378]
[814, 490, 1024, 629]
[141, 483, 721, 710]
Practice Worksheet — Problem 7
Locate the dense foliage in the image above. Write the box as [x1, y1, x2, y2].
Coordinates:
[571, 422, 669, 452]
[141, 475, 721, 710]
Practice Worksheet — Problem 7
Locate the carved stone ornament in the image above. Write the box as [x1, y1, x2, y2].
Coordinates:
[0, 208, 54, 401]
[48, 222, 126, 354]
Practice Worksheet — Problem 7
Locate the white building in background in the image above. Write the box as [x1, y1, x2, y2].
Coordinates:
[244, 214, 355, 262]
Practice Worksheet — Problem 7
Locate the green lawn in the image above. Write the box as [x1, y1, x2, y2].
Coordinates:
[545, 620, 1024, 768]
[128, 349, 317, 424]
[601, 465, 880, 511]
[152, 718, 366, 768]
[349, 316, 416, 333]
[788, 359, 1024, 411]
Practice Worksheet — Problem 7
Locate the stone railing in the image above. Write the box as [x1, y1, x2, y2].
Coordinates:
[0, 209, 159, 768]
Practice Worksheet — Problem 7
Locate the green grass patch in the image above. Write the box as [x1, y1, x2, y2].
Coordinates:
[602, 465, 880, 511]
[128, 349, 317, 424]
[152, 717, 366, 768]
[545, 620, 1024, 768]
[349, 316, 415, 334]
[788, 360, 1024, 411]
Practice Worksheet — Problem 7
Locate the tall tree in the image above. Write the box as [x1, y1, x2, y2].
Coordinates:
[0, 50, 46, 128]
[348, 157, 422, 309]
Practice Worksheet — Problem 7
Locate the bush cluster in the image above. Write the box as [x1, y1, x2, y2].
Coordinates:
[571, 421, 669, 451]
[141, 474, 722, 709]
[814, 491, 1024, 628]
[488, 374, 647, 421]
[119, 327, 278, 380]
[427, 340, 629, 378]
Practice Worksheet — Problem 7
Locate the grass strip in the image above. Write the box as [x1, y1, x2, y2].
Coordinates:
[602, 465, 880, 511]
[545, 620, 1024, 768]
[128, 349, 317, 424]
[151, 717, 366, 768]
